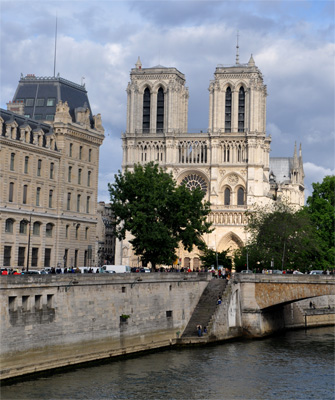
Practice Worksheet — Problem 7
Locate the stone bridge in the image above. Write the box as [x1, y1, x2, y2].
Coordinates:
[228, 274, 335, 337]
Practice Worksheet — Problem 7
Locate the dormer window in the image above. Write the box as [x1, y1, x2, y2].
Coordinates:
[36, 98, 44, 107]
[47, 98, 56, 106]
[26, 98, 34, 107]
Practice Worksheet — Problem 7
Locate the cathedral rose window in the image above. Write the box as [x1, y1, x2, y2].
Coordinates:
[181, 174, 208, 193]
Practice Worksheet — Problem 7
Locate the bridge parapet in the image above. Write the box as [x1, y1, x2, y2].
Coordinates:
[233, 273, 335, 286]
[229, 273, 335, 337]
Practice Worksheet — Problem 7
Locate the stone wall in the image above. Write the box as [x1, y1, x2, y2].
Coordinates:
[0, 273, 210, 380]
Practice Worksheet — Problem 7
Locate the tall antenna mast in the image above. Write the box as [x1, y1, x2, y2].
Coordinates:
[236, 30, 240, 65]
[53, 14, 58, 77]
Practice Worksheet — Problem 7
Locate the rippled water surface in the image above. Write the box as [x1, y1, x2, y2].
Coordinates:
[2, 327, 334, 400]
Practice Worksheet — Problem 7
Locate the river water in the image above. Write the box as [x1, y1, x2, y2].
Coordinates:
[2, 327, 334, 400]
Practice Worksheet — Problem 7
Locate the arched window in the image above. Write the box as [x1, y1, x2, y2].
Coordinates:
[19, 220, 28, 234]
[156, 87, 164, 133]
[49, 189, 53, 208]
[87, 170, 91, 187]
[238, 87, 245, 132]
[75, 224, 80, 239]
[46, 223, 53, 238]
[78, 168, 82, 184]
[68, 166, 72, 182]
[238, 187, 245, 205]
[24, 156, 29, 173]
[33, 222, 41, 236]
[37, 159, 42, 176]
[224, 188, 231, 205]
[67, 193, 71, 210]
[77, 194, 81, 212]
[143, 88, 151, 133]
[9, 182, 14, 202]
[10, 153, 15, 171]
[50, 162, 54, 179]
[225, 87, 232, 132]
[23, 185, 28, 204]
[5, 218, 14, 233]
[36, 187, 41, 206]
[86, 196, 90, 213]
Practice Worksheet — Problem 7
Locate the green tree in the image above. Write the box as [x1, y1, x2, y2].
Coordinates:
[199, 248, 232, 270]
[108, 163, 212, 269]
[245, 201, 319, 272]
[233, 245, 262, 272]
[305, 175, 335, 269]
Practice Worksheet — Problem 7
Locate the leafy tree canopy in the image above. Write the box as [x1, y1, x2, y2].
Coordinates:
[108, 163, 212, 268]
[244, 201, 320, 272]
[199, 248, 232, 270]
[304, 175, 335, 268]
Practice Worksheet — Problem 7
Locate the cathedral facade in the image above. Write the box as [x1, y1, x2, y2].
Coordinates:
[116, 56, 305, 269]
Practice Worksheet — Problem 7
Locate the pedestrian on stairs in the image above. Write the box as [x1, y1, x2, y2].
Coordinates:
[197, 325, 202, 337]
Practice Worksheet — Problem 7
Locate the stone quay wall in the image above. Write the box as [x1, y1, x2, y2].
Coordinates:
[0, 273, 211, 380]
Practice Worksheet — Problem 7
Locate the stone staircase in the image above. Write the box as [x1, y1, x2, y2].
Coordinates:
[182, 278, 227, 338]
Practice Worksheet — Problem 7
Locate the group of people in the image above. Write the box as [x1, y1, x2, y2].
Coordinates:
[1, 268, 20, 275]
[196, 325, 207, 337]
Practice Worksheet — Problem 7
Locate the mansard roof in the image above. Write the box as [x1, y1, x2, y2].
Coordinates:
[1, 108, 52, 135]
[0, 108, 57, 150]
[11, 74, 93, 126]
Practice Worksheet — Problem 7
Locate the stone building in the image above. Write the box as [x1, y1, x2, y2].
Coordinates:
[0, 74, 104, 270]
[96, 201, 115, 266]
[116, 55, 305, 268]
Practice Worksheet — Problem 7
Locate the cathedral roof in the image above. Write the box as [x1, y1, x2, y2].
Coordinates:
[269, 157, 293, 184]
[11, 74, 93, 126]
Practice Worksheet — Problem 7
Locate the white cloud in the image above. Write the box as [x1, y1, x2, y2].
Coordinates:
[1, 0, 334, 203]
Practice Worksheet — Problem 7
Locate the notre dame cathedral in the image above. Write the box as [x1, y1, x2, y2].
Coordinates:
[115, 54, 305, 269]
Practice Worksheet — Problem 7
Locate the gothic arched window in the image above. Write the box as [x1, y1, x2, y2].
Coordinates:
[143, 88, 151, 133]
[238, 87, 245, 132]
[224, 187, 231, 205]
[238, 187, 245, 205]
[225, 87, 232, 132]
[156, 87, 164, 133]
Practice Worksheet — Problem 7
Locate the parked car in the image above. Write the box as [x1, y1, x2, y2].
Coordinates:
[25, 270, 41, 275]
[240, 270, 253, 274]
[310, 270, 324, 275]
[293, 270, 303, 274]
[272, 270, 283, 274]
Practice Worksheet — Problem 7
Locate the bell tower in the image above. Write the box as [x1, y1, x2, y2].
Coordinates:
[126, 57, 189, 135]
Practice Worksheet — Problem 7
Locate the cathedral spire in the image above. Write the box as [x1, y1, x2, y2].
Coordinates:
[236, 30, 240, 65]
[135, 56, 142, 70]
[293, 142, 299, 169]
[248, 54, 255, 67]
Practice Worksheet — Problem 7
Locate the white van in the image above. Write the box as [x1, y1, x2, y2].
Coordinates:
[102, 265, 131, 273]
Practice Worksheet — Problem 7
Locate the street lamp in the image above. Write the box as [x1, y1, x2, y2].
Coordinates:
[26, 212, 33, 271]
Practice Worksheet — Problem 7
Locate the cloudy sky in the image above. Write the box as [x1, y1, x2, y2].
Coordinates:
[1, 0, 334, 202]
